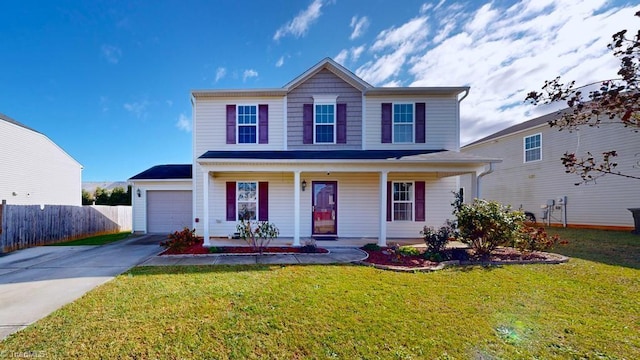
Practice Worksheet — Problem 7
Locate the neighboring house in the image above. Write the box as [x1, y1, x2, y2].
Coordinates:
[129, 58, 499, 245]
[0, 113, 82, 206]
[461, 109, 639, 230]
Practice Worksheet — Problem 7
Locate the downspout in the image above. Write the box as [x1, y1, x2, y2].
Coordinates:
[456, 88, 470, 150]
[476, 162, 494, 199]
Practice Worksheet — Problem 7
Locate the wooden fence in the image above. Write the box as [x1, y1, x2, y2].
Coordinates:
[0, 203, 132, 253]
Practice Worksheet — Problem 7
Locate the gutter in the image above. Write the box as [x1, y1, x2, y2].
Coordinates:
[476, 162, 494, 199]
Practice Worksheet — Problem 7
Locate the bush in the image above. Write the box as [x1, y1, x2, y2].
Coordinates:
[208, 246, 224, 254]
[513, 226, 561, 252]
[453, 198, 525, 258]
[421, 223, 452, 255]
[397, 246, 421, 256]
[161, 227, 198, 252]
[362, 243, 381, 251]
[236, 219, 280, 254]
[300, 238, 318, 253]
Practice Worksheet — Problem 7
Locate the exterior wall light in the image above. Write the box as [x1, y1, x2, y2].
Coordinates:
[301, 180, 307, 191]
[136, 189, 142, 197]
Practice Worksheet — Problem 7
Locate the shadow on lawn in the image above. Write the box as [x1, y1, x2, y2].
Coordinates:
[546, 228, 640, 269]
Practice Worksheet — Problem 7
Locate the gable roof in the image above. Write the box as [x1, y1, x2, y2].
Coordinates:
[0, 112, 40, 134]
[129, 164, 192, 180]
[463, 108, 571, 148]
[284, 57, 373, 92]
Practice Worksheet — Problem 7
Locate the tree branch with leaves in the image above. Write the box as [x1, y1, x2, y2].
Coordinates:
[525, 11, 640, 184]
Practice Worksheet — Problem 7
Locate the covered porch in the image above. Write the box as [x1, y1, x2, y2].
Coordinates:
[197, 150, 500, 247]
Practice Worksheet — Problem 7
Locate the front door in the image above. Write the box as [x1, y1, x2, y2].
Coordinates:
[312, 181, 337, 236]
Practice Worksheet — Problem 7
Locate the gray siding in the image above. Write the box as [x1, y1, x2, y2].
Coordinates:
[287, 69, 362, 149]
[462, 122, 640, 228]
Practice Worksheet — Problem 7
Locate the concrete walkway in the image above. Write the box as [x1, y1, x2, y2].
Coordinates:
[0, 235, 164, 340]
[140, 247, 368, 266]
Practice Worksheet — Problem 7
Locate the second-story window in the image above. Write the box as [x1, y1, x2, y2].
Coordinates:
[237, 105, 257, 144]
[315, 103, 336, 144]
[393, 103, 414, 143]
[524, 133, 541, 162]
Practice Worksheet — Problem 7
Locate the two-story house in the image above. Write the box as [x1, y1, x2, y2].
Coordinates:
[129, 58, 499, 246]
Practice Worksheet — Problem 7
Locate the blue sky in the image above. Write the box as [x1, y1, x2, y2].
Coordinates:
[0, 0, 637, 181]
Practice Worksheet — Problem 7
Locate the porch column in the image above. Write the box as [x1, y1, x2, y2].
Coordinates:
[379, 171, 388, 247]
[202, 171, 210, 246]
[293, 170, 301, 246]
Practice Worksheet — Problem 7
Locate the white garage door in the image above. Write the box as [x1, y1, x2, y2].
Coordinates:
[147, 190, 193, 233]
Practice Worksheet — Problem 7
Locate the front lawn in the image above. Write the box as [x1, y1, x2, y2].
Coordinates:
[48, 232, 132, 246]
[1, 229, 638, 359]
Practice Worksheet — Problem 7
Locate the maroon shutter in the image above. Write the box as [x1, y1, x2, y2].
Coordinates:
[258, 182, 269, 221]
[303, 104, 313, 144]
[258, 104, 268, 144]
[226, 182, 236, 221]
[415, 102, 425, 143]
[226, 105, 236, 144]
[386, 181, 392, 221]
[381, 103, 392, 143]
[415, 181, 425, 222]
[337, 103, 347, 144]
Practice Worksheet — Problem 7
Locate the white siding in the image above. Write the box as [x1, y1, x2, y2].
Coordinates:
[463, 123, 640, 228]
[200, 171, 459, 239]
[131, 180, 193, 233]
[364, 95, 459, 151]
[0, 120, 82, 206]
[193, 96, 285, 158]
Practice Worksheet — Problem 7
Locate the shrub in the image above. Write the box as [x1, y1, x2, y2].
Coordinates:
[161, 227, 198, 252]
[453, 198, 525, 258]
[513, 226, 561, 252]
[397, 245, 421, 256]
[300, 238, 318, 253]
[236, 219, 280, 254]
[362, 243, 381, 251]
[421, 224, 453, 255]
[208, 246, 224, 254]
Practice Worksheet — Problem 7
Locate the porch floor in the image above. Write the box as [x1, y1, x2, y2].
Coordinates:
[207, 237, 468, 249]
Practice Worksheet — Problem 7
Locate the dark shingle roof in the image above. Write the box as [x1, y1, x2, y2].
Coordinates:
[129, 164, 192, 180]
[0, 112, 41, 134]
[463, 108, 571, 148]
[199, 149, 444, 160]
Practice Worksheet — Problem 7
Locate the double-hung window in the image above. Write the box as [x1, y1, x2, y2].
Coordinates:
[524, 133, 541, 162]
[237, 181, 257, 220]
[237, 105, 257, 144]
[393, 182, 413, 221]
[393, 103, 414, 143]
[315, 104, 335, 143]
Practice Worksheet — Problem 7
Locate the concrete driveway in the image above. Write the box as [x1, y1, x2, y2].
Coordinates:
[0, 235, 164, 340]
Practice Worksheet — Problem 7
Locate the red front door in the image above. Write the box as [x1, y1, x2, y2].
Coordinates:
[312, 181, 337, 236]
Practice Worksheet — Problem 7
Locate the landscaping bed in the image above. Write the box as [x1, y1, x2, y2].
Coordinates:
[160, 240, 328, 255]
[360, 246, 568, 271]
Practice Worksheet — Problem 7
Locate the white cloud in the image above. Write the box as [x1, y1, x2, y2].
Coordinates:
[243, 69, 258, 82]
[101, 44, 122, 64]
[276, 56, 285, 67]
[215, 67, 227, 82]
[334, 49, 349, 65]
[355, 0, 636, 145]
[273, 0, 327, 40]
[123, 100, 149, 119]
[335, 46, 366, 65]
[175, 113, 191, 132]
[350, 15, 370, 40]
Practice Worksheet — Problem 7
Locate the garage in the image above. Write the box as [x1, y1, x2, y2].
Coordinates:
[146, 190, 192, 233]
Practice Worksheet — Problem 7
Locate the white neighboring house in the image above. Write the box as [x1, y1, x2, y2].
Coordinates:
[129, 58, 500, 245]
[0, 113, 83, 206]
[461, 109, 640, 230]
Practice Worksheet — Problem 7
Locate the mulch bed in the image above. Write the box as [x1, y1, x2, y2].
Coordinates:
[160, 241, 329, 256]
[361, 246, 568, 270]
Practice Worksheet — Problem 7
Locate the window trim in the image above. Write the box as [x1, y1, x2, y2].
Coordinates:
[392, 103, 415, 144]
[236, 104, 258, 144]
[523, 133, 542, 163]
[236, 181, 259, 221]
[313, 95, 338, 144]
[392, 181, 414, 222]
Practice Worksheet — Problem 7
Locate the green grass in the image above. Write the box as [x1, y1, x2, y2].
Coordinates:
[48, 232, 133, 246]
[2, 229, 639, 359]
